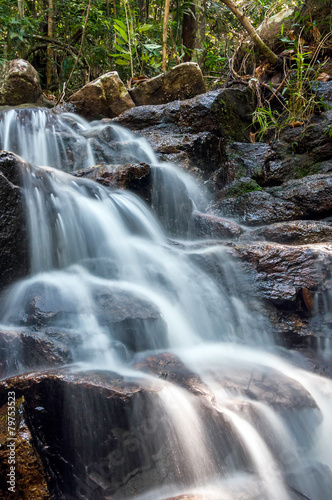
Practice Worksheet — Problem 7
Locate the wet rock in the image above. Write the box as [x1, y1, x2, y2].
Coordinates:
[268, 174, 332, 217]
[0, 151, 29, 290]
[248, 220, 332, 244]
[213, 174, 332, 225]
[0, 368, 239, 500]
[192, 212, 244, 239]
[212, 190, 301, 225]
[112, 87, 256, 181]
[129, 62, 206, 106]
[230, 242, 332, 309]
[17, 280, 169, 353]
[114, 87, 256, 141]
[139, 129, 222, 181]
[20, 330, 74, 369]
[0, 396, 52, 499]
[133, 352, 215, 400]
[224, 142, 274, 186]
[73, 162, 152, 203]
[0, 59, 43, 106]
[68, 71, 135, 119]
[0, 327, 76, 379]
[93, 286, 169, 352]
[0, 330, 20, 378]
[210, 363, 317, 410]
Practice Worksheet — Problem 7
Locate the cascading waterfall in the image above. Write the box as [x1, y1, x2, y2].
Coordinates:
[0, 107, 332, 500]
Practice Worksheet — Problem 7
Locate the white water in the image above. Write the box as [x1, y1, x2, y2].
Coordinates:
[0, 107, 332, 500]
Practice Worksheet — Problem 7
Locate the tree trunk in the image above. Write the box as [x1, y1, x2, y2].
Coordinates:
[220, 0, 280, 66]
[18, 0, 25, 18]
[162, 0, 171, 71]
[46, 0, 54, 89]
[182, 0, 206, 65]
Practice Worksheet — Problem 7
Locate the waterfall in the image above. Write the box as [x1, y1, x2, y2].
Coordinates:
[0, 107, 331, 500]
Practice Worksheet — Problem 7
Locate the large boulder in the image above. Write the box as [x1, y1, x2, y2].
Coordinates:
[0, 151, 29, 290]
[112, 87, 256, 182]
[129, 62, 206, 106]
[0, 367, 237, 499]
[0, 59, 43, 106]
[68, 71, 135, 119]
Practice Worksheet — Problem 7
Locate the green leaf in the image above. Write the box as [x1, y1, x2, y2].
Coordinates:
[114, 43, 127, 53]
[114, 19, 127, 31]
[138, 24, 153, 32]
[115, 59, 130, 66]
[114, 25, 128, 43]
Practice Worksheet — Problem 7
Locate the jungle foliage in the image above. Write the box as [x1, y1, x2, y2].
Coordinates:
[0, 0, 301, 93]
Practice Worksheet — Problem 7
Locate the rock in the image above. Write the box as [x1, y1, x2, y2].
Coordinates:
[209, 363, 317, 410]
[0, 368, 237, 499]
[268, 174, 332, 216]
[129, 63, 206, 106]
[0, 396, 52, 499]
[234, 8, 295, 72]
[92, 285, 169, 352]
[68, 71, 135, 119]
[223, 142, 273, 186]
[15, 280, 169, 353]
[191, 212, 244, 239]
[112, 87, 256, 182]
[0, 59, 43, 106]
[132, 352, 215, 400]
[0, 330, 21, 378]
[248, 220, 332, 244]
[212, 190, 301, 225]
[73, 162, 152, 203]
[213, 174, 332, 225]
[313, 81, 332, 107]
[0, 151, 29, 290]
[230, 242, 332, 309]
[0, 327, 75, 379]
[118, 86, 256, 140]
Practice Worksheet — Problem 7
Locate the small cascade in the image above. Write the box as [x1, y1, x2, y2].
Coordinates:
[0, 107, 331, 500]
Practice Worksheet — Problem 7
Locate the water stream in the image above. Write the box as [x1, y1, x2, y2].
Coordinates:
[0, 107, 332, 500]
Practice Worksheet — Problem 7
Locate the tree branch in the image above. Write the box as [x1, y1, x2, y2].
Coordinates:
[220, 0, 280, 66]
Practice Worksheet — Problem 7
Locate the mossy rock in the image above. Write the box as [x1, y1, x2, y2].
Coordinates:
[0, 397, 51, 499]
[211, 87, 257, 142]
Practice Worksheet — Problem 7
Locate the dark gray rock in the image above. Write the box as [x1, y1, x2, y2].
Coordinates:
[212, 190, 301, 225]
[0, 151, 29, 290]
[111, 87, 256, 184]
[213, 174, 332, 225]
[73, 162, 152, 203]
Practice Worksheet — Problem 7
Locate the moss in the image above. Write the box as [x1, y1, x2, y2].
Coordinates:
[295, 162, 321, 179]
[226, 179, 263, 198]
[0, 397, 51, 499]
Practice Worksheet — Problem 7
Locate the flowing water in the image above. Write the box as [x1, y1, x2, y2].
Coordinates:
[0, 107, 332, 500]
